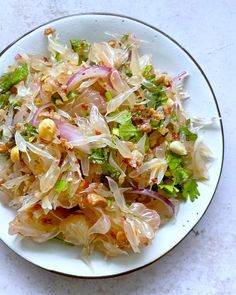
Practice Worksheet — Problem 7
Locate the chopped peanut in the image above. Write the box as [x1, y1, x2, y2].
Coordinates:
[39, 118, 56, 142]
[10, 146, 20, 163]
[86, 193, 107, 208]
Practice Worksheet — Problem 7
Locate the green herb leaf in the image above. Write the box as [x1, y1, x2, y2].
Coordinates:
[120, 64, 132, 77]
[89, 148, 109, 164]
[172, 167, 189, 184]
[142, 65, 154, 80]
[167, 153, 183, 170]
[0, 64, 28, 94]
[142, 80, 168, 108]
[21, 124, 38, 141]
[105, 91, 113, 102]
[9, 97, 21, 108]
[70, 40, 90, 65]
[118, 120, 143, 141]
[67, 90, 79, 100]
[146, 91, 168, 109]
[55, 52, 60, 62]
[179, 126, 198, 141]
[159, 183, 179, 193]
[121, 34, 129, 43]
[108, 109, 132, 124]
[101, 163, 121, 181]
[182, 179, 200, 202]
[107, 198, 113, 207]
[112, 128, 119, 136]
[142, 80, 164, 93]
[0, 92, 10, 108]
[150, 118, 163, 129]
[55, 179, 67, 193]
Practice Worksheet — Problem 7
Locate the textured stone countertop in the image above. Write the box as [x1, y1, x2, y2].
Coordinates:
[0, 1, 235, 294]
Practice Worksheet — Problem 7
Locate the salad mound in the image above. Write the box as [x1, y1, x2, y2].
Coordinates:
[0, 30, 212, 257]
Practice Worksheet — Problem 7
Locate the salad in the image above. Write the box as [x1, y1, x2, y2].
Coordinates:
[0, 29, 212, 258]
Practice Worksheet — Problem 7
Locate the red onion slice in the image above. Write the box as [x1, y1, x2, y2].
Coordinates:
[129, 189, 175, 216]
[32, 102, 52, 126]
[170, 71, 188, 84]
[54, 120, 83, 142]
[67, 66, 111, 92]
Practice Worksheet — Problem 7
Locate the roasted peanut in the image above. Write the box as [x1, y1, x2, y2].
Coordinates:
[10, 146, 20, 163]
[39, 118, 56, 142]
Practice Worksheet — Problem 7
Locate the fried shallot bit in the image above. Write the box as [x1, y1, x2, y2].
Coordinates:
[44, 28, 56, 36]
[116, 231, 127, 248]
[131, 105, 164, 133]
[0, 145, 8, 153]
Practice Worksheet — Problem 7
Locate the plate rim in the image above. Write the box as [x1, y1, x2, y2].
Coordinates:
[0, 12, 225, 279]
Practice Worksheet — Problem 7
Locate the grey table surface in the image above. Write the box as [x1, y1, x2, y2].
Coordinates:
[0, 1, 235, 294]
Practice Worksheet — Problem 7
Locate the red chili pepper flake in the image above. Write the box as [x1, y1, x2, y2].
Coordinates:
[82, 180, 90, 189]
[110, 231, 116, 239]
[95, 130, 102, 135]
[165, 81, 171, 88]
[151, 178, 157, 184]
[172, 132, 179, 140]
[81, 103, 89, 110]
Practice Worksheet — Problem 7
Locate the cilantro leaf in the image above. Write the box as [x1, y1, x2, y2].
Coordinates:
[70, 40, 90, 65]
[142, 80, 168, 108]
[146, 91, 168, 109]
[179, 126, 198, 141]
[159, 184, 179, 194]
[101, 163, 121, 181]
[118, 120, 143, 141]
[0, 64, 28, 94]
[142, 80, 164, 93]
[167, 153, 183, 170]
[108, 109, 132, 124]
[89, 148, 109, 164]
[172, 167, 189, 184]
[182, 179, 200, 202]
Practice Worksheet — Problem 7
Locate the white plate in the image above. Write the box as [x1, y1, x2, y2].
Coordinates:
[0, 13, 224, 278]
